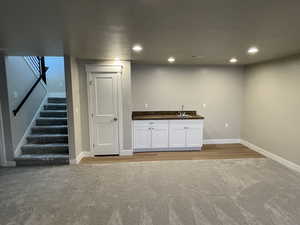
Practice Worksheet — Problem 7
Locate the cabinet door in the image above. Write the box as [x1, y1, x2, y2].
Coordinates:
[169, 127, 186, 148]
[151, 126, 169, 148]
[134, 126, 151, 149]
[186, 127, 203, 147]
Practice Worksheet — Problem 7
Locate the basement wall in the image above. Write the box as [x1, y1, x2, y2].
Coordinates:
[132, 64, 244, 140]
[242, 56, 300, 165]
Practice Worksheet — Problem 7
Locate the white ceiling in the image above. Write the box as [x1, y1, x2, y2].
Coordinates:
[1, 0, 300, 65]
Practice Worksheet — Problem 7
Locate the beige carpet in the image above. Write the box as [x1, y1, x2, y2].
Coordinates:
[1, 158, 300, 225]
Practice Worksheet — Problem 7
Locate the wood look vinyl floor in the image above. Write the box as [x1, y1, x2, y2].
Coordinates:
[80, 144, 265, 164]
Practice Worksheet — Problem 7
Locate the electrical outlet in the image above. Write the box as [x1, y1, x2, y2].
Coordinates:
[145, 104, 148, 108]
[225, 123, 229, 128]
[202, 103, 206, 108]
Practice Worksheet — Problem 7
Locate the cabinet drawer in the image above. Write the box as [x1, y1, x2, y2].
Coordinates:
[169, 120, 203, 128]
[134, 120, 168, 127]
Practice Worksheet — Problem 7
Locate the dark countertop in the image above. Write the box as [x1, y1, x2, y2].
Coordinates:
[132, 111, 204, 120]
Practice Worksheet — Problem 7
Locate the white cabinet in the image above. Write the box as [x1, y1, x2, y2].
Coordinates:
[133, 119, 203, 151]
[133, 120, 169, 150]
[151, 124, 169, 148]
[133, 126, 151, 149]
[169, 126, 186, 148]
[186, 127, 203, 147]
[169, 120, 203, 148]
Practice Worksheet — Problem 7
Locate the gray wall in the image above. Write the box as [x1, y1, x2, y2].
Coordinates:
[242, 56, 300, 165]
[132, 64, 244, 140]
[0, 56, 14, 161]
[45, 57, 66, 94]
[64, 56, 82, 161]
[5, 56, 47, 151]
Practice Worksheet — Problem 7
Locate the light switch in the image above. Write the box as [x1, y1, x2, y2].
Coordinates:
[225, 123, 229, 128]
[145, 104, 148, 109]
[202, 103, 206, 108]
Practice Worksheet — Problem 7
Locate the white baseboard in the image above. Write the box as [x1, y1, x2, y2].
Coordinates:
[74, 149, 133, 164]
[69, 159, 77, 165]
[240, 139, 300, 173]
[76, 151, 92, 164]
[203, 139, 241, 144]
[120, 149, 133, 156]
[14, 94, 48, 157]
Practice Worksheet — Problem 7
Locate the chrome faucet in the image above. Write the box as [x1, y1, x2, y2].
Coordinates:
[179, 105, 186, 117]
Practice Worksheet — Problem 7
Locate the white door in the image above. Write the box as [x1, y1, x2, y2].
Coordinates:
[151, 125, 169, 148]
[169, 127, 186, 147]
[186, 127, 203, 147]
[134, 126, 151, 149]
[90, 73, 119, 155]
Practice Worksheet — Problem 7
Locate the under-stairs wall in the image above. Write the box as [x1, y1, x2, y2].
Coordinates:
[5, 56, 47, 154]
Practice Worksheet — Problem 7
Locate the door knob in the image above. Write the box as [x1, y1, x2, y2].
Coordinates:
[113, 117, 118, 121]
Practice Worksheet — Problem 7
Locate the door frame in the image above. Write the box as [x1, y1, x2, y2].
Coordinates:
[85, 65, 124, 155]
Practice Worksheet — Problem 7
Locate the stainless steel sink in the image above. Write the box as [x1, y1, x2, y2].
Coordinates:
[178, 105, 191, 118]
[177, 114, 191, 118]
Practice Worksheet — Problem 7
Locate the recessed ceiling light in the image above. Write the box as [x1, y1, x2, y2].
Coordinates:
[248, 47, 259, 55]
[132, 44, 143, 52]
[229, 58, 238, 63]
[168, 57, 175, 63]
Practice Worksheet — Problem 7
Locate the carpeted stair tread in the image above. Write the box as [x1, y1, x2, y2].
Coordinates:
[44, 103, 67, 110]
[16, 154, 69, 166]
[36, 117, 68, 126]
[27, 134, 68, 144]
[21, 144, 69, 154]
[27, 133, 68, 137]
[48, 97, 67, 104]
[16, 154, 69, 159]
[40, 110, 67, 118]
[31, 125, 68, 134]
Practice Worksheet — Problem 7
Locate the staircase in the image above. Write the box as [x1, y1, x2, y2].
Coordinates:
[16, 97, 69, 166]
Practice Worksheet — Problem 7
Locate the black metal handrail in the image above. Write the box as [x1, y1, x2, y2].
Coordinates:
[13, 56, 48, 116]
